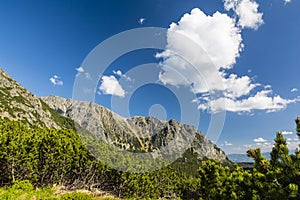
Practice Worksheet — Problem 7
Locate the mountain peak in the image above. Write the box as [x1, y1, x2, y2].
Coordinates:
[0, 68, 9, 77]
[0, 68, 228, 163]
[0, 69, 73, 129]
[42, 95, 228, 161]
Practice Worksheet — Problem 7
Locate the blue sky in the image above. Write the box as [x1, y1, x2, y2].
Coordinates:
[1, 0, 300, 154]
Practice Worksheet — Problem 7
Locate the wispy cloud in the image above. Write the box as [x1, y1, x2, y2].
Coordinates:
[237, 134, 298, 154]
[254, 137, 267, 143]
[282, 131, 293, 135]
[98, 75, 125, 97]
[220, 141, 233, 147]
[287, 136, 299, 141]
[241, 141, 272, 153]
[113, 70, 133, 82]
[49, 75, 63, 86]
[75, 66, 91, 80]
[225, 141, 233, 146]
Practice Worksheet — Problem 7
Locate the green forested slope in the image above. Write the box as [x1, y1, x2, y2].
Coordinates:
[0, 119, 300, 199]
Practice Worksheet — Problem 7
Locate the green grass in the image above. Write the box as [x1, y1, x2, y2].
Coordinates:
[0, 180, 121, 200]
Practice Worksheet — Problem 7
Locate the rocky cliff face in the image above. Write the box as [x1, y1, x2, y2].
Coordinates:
[42, 95, 227, 161]
[0, 68, 72, 129]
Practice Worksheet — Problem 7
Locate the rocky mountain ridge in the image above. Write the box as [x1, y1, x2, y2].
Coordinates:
[0, 68, 74, 129]
[0, 67, 227, 162]
[42, 95, 227, 161]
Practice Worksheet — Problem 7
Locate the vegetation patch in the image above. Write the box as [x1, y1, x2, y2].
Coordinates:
[0, 119, 300, 199]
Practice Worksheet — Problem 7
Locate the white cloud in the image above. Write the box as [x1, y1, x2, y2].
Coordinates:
[291, 88, 298, 92]
[282, 131, 293, 135]
[241, 142, 272, 153]
[286, 137, 298, 141]
[254, 137, 267, 143]
[199, 90, 299, 113]
[84, 72, 92, 80]
[255, 142, 271, 148]
[224, 0, 264, 29]
[157, 8, 243, 70]
[76, 66, 91, 80]
[264, 85, 272, 90]
[225, 141, 233, 146]
[284, 0, 292, 5]
[113, 70, 133, 82]
[157, 7, 298, 113]
[49, 75, 63, 86]
[98, 75, 125, 97]
[138, 18, 146, 24]
[221, 73, 259, 99]
[113, 70, 122, 76]
[156, 8, 243, 94]
[220, 141, 233, 147]
[286, 141, 299, 151]
[76, 66, 84, 73]
[237, 135, 299, 154]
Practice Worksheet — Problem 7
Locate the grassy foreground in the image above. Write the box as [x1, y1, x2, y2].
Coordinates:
[0, 180, 121, 200]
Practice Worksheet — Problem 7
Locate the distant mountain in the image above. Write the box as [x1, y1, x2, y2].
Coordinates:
[0, 67, 228, 162]
[42, 95, 228, 161]
[0, 68, 74, 129]
[228, 152, 271, 163]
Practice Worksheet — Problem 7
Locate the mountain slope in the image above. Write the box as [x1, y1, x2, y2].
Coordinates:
[0, 67, 227, 162]
[42, 95, 227, 161]
[0, 68, 74, 129]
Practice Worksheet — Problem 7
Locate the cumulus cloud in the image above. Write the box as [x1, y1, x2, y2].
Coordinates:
[291, 88, 298, 92]
[157, 7, 298, 113]
[156, 8, 244, 95]
[49, 75, 63, 86]
[157, 8, 243, 70]
[138, 18, 146, 24]
[254, 137, 267, 143]
[98, 75, 125, 97]
[221, 73, 259, 99]
[282, 131, 293, 135]
[224, 0, 263, 29]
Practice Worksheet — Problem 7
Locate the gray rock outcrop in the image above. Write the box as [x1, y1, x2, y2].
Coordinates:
[42, 95, 227, 161]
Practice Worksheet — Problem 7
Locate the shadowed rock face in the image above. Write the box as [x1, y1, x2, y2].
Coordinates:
[42, 95, 227, 161]
[0, 68, 61, 128]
